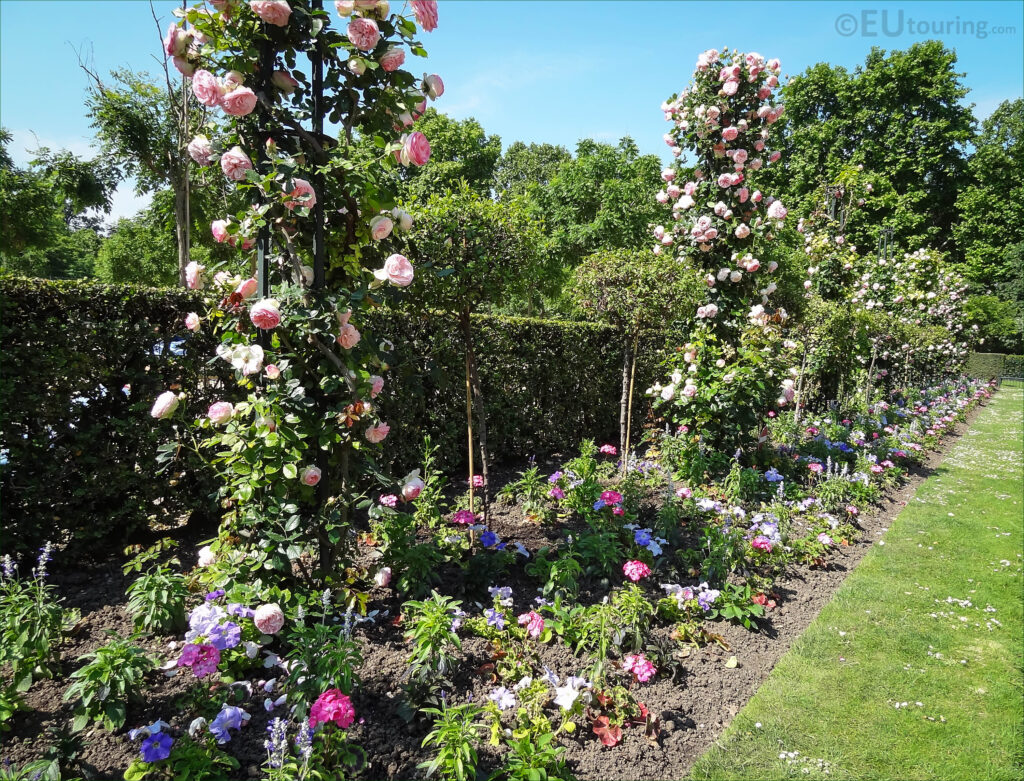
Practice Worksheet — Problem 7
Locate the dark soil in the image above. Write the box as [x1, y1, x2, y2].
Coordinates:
[0, 407, 982, 781]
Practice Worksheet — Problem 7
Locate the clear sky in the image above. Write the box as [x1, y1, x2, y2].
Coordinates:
[2, 0, 1021, 221]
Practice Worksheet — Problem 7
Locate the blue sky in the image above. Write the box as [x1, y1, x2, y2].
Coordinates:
[2, 0, 1021, 220]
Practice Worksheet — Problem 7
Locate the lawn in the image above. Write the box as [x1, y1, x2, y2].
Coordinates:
[690, 386, 1024, 781]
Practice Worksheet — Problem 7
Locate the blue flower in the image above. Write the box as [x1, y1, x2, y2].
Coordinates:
[480, 530, 499, 548]
[764, 467, 783, 483]
[485, 608, 505, 630]
[205, 589, 226, 601]
[226, 603, 255, 619]
[634, 529, 653, 547]
[548, 471, 563, 484]
[140, 732, 173, 762]
[593, 499, 606, 511]
[210, 704, 249, 744]
[207, 621, 241, 651]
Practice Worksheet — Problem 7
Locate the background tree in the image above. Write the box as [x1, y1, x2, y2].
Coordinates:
[398, 108, 501, 196]
[406, 183, 544, 514]
[567, 249, 701, 457]
[494, 140, 570, 200]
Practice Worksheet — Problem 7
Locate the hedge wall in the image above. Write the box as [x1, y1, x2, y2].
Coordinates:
[964, 352, 1024, 379]
[1, 278, 670, 550]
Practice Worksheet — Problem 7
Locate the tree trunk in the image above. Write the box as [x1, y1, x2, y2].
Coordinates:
[619, 334, 632, 455]
[461, 309, 490, 522]
[174, 173, 190, 288]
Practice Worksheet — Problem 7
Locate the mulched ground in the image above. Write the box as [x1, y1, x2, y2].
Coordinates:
[0, 408, 981, 780]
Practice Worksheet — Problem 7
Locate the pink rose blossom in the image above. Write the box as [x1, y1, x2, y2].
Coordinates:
[337, 323, 361, 349]
[310, 689, 355, 729]
[400, 131, 431, 166]
[265, 364, 281, 380]
[221, 87, 258, 116]
[623, 560, 651, 582]
[369, 375, 385, 398]
[272, 69, 298, 93]
[185, 312, 201, 332]
[211, 220, 230, 244]
[722, 79, 739, 96]
[220, 146, 253, 182]
[379, 46, 405, 72]
[164, 23, 189, 57]
[207, 401, 234, 425]
[254, 603, 285, 635]
[235, 278, 258, 299]
[410, 0, 438, 31]
[722, 127, 739, 142]
[375, 253, 414, 286]
[250, 299, 282, 330]
[369, 214, 394, 240]
[250, 0, 291, 25]
[347, 17, 380, 50]
[151, 391, 180, 420]
[402, 476, 424, 501]
[185, 261, 206, 290]
[425, 73, 444, 99]
[284, 178, 316, 210]
[735, 223, 751, 239]
[335, 0, 354, 14]
[365, 422, 390, 443]
[188, 135, 213, 165]
[301, 466, 322, 486]
[766, 200, 787, 220]
[172, 56, 196, 77]
[517, 611, 544, 639]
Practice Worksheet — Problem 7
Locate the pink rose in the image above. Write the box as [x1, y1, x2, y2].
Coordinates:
[310, 689, 355, 729]
[164, 24, 188, 57]
[254, 603, 285, 635]
[402, 476, 424, 501]
[221, 87, 258, 117]
[722, 126, 739, 142]
[365, 422, 390, 443]
[271, 69, 298, 93]
[369, 375, 384, 398]
[185, 261, 205, 290]
[375, 253, 414, 287]
[347, 17, 380, 50]
[207, 401, 234, 425]
[236, 278, 258, 298]
[300, 466, 322, 486]
[250, 0, 292, 26]
[735, 223, 751, 239]
[211, 220, 230, 244]
[769, 150, 782, 163]
[335, 0, 354, 15]
[284, 178, 316, 210]
[337, 323, 361, 349]
[187, 135, 213, 166]
[151, 391, 180, 420]
[185, 312, 201, 332]
[250, 299, 282, 330]
[172, 56, 196, 78]
[265, 364, 281, 380]
[369, 214, 394, 240]
[424, 73, 444, 99]
[379, 46, 405, 72]
[400, 131, 431, 166]
[410, 0, 438, 31]
[221, 146, 253, 182]
[192, 70, 222, 107]
[722, 79, 739, 96]
[767, 200, 787, 220]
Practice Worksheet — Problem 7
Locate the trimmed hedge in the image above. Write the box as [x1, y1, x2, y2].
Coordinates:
[965, 352, 1024, 379]
[1, 278, 670, 550]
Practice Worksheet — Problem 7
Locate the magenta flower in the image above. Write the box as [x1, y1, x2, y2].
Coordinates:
[451, 510, 475, 525]
[177, 643, 220, 678]
[517, 611, 544, 639]
[599, 444, 618, 455]
[310, 689, 355, 729]
[623, 653, 657, 682]
[600, 490, 623, 505]
[622, 560, 651, 582]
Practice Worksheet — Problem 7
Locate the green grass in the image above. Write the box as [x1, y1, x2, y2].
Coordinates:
[690, 388, 1024, 781]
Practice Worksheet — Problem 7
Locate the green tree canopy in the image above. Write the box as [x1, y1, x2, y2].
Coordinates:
[398, 109, 502, 197]
[494, 140, 571, 200]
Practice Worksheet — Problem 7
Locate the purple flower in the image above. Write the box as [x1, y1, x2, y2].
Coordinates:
[140, 731, 174, 762]
[634, 529, 652, 547]
[592, 499, 606, 511]
[207, 621, 241, 651]
[227, 603, 256, 619]
[548, 471, 563, 484]
[209, 704, 249, 744]
[485, 608, 505, 630]
[480, 530, 499, 548]
[205, 589, 226, 601]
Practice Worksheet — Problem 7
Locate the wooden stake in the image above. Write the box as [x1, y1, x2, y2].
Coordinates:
[624, 332, 640, 474]
[465, 350, 475, 546]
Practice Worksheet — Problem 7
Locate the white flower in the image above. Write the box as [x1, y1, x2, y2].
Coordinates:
[553, 684, 581, 711]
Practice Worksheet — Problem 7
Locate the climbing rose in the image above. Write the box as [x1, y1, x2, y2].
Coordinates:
[187, 135, 213, 165]
[402, 476, 424, 501]
[300, 466, 321, 486]
[335, 0, 354, 15]
[207, 402, 234, 425]
[284, 178, 316, 210]
[250, 299, 282, 330]
[192, 70, 221, 107]
[220, 146, 253, 182]
[337, 323, 361, 349]
[250, 0, 292, 26]
[221, 87, 258, 117]
[623, 560, 651, 582]
[400, 132, 431, 166]
[379, 46, 405, 72]
[253, 603, 285, 635]
[310, 689, 355, 729]
[410, 0, 438, 31]
[185, 261, 205, 290]
[271, 69, 298, 93]
[370, 214, 394, 240]
[767, 200, 788, 220]
[369, 375, 385, 397]
[211, 220, 230, 244]
[375, 253, 414, 286]
[185, 312, 201, 332]
[365, 422, 390, 443]
[265, 364, 281, 380]
[151, 391, 179, 420]
[347, 17, 380, 50]
[425, 73, 444, 99]
[236, 278, 258, 298]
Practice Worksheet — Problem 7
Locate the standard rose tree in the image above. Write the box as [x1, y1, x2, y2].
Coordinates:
[151, 0, 444, 587]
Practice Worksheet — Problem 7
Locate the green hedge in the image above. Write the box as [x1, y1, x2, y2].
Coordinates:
[1, 278, 669, 550]
[964, 352, 1024, 379]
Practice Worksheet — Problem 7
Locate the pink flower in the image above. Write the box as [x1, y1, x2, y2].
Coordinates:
[410, 0, 438, 31]
[365, 422, 390, 443]
[207, 401, 234, 425]
[185, 261, 206, 290]
[192, 70, 222, 107]
[347, 17, 380, 50]
[235, 278, 258, 299]
[221, 87, 258, 117]
[817, 533, 834, 546]
[722, 79, 739, 96]
[452, 510, 475, 525]
[600, 490, 623, 505]
[187, 135, 213, 165]
[197, 546, 215, 567]
[374, 566, 393, 586]
[310, 689, 355, 729]
[599, 444, 618, 455]
[374, 253, 414, 286]
[846, 504, 859, 515]
[612, 507, 625, 516]
[335, 0, 354, 15]
[254, 603, 285, 635]
[379, 494, 398, 508]
[380, 47, 405, 72]
[675, 486, 693, 499]
[369, 214, 394, 240]
[185, 312, 201, 332]
[402, 476, 425, 501]
[517, 611, 544, 639]
[211, 220, 230, 244]
[722, 127, 739, 142]
[178, 643, 220, 678]
[400, 132, 431, 166]
[284, 178, 316, 210]
[623, 560, 651, 582]
[250, 299, 282, 330]
[425, 73, 444, 99]
[623, 653, 656, 683]
[369, 375, 385, 398]
[735, 223, 751, 239]
[164, 23, 189, 57]
[471, 474, 484, 489]
[250, 0, 292, 26]
[300, 466, 322, 486]
[220, 146, 254, 182]
[272, 69, 298, 93]
[766, 200, 787, 220]
[172, 56, 196, 77]
[808, 462, 823, 474]
[549, 487, 565, 500]
[151, 391, 180, 420]
[751, 536, 773, 552]
[337, 323, 361, 349]
[265, 364, 281, 380]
